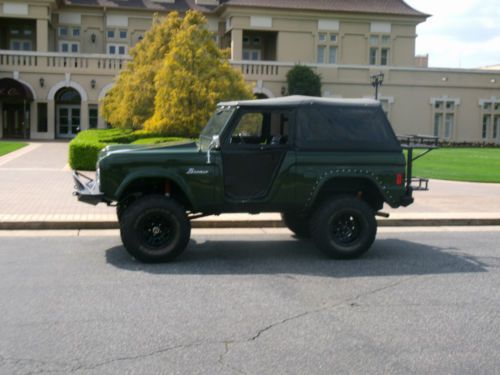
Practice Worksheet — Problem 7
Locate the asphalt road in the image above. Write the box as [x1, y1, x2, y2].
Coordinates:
[0, 228, 499, 375]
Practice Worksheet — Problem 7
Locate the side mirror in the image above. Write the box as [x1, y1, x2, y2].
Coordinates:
[211, 135, 221, 150]
[206, 135, 220, 164]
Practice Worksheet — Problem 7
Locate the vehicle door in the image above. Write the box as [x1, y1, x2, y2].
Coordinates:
[221, 109, 292, 200]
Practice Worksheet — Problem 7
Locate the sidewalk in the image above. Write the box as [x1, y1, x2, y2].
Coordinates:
[1, 141, 500, 229]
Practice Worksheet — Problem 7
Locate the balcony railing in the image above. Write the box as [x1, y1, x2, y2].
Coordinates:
[0, 50, 131, 74]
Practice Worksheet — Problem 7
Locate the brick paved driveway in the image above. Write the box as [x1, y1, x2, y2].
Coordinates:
[0, 142, 114, 220]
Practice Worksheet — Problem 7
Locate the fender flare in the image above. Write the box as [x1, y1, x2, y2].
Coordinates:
[115, 169, 195, 207]
[303, 169, 395, 210]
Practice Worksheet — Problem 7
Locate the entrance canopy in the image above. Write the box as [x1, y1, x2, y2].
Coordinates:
[0, 78, 34, 102]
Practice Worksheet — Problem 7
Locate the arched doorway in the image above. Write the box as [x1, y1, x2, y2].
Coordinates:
[0, 78, 34, 139]
[55, 87, 81, 138]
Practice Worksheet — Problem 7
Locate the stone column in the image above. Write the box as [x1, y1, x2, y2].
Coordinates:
[231, 29, 243, 60]
[97, 111, 106, 129]
[30, 101, 37, 138]
[80, 101, 89, 131]
[47, 99, 55, 138]
[36, 19, 49, 52]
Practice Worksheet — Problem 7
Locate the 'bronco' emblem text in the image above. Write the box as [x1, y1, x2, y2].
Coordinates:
[186, 168, 209, 175]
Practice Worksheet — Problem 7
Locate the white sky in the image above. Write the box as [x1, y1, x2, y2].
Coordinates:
[404, 0, 500, 68]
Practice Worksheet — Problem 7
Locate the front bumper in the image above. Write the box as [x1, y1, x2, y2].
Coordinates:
[72, 171, 105, 205]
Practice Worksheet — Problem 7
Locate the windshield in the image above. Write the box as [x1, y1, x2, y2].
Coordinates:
[199, 106, 235, 151]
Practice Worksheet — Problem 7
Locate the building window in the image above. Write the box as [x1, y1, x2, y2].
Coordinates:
[72, 27, 80, 37]
[58, 26, 68, 37]
[317, 33, 338, 64]
[10, 40, 32, 51]
[369, 34, 391, 65]
[59, 41, 79, 53]
[317, 46, 325, 64]
[107, 43, 127, 55]
[481, 101, 500, 142]
[432, 98, 458, 140]
[242, 49, 261, 61]
[482, 115, 490, 140]
[445, 113, 454, 139]
[119, 30, 127, 39]
[434, 113, 443, 138]
[89, 105, 98, 129]
[369, 48, 377, 65]
[107, 29, 115, 39]
[381, 48, 389, 65]
[494, 116, 500, 140]
[37, 103, 48, 133]
[328, 47, 337, 64]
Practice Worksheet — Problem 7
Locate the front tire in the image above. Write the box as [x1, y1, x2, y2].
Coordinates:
[310, 197, 377, 259]
[120, 195, 191, 263]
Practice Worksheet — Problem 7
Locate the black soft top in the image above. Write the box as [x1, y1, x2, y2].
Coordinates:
[219, 96, 401, 152]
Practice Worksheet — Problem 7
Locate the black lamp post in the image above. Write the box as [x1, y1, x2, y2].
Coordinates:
[370, 72, 384, 100]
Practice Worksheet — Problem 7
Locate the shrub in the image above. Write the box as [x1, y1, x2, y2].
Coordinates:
[69, 139, 106, 171]
[286, 65, 322, 96]
[69, 129, 190, 170]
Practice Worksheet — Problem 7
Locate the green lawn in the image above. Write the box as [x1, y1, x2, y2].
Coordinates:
[0, 141, 27, 157]
[411, 148, 500, 183]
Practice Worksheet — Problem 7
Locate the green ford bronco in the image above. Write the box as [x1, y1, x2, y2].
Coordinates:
[73, 96, 435, 262]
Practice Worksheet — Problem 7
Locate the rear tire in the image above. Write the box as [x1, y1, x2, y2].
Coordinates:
[281, 212, 310, 238]
[120, 195, 191, 263]
[310, 197, 377, 259]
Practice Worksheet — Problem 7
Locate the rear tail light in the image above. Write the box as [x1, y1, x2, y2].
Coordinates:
[396, 173, 404, 186]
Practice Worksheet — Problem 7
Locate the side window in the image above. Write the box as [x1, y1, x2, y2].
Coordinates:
[230, 113, 264, 144]
[296, 106, 400, 151]
[228, 110, 291, 146]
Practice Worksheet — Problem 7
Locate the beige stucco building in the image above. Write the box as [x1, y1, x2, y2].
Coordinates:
[1, 0, 499, 143]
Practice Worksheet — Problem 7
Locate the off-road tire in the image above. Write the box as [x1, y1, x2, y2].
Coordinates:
[310, 196, 377, 259]
[120, 195, 191, 263]
[281, 212, 310, 238]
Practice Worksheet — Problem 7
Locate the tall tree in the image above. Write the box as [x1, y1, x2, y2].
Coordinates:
[101, 12, 182, 129]
[144, 11, 252, 137]
[102, 11, 252, 135]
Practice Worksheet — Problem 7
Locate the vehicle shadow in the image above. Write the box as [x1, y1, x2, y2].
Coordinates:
[104, 237, 488, 277]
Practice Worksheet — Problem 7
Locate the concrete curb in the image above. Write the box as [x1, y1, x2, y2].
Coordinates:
[1, 218, 500, 230]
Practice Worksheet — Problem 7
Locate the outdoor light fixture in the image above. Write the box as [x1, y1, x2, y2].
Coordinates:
[442, 77, 448, 81]
[370, 72, 384, 100]
[91, 33, 96, 43]
[491, 78, 497, 83]
[39, 78, 45, 87]
[281, 86, 287, 96]
[90, 79, 96, 89]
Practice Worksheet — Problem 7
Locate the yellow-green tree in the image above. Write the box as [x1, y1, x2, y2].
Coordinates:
[102, 11, 252, 135]
[144, 11, 253, 137]
[101, 12, 181, 129]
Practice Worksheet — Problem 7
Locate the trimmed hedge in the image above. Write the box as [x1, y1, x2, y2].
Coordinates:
[69, 129, 188, 170]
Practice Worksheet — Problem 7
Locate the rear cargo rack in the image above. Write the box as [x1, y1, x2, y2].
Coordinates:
[397, 134, 439, 192]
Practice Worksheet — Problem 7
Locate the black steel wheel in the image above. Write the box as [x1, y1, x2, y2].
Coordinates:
[120, 195, 191, 263]
[310, 196, 377, 259]
[281, 212, 310, 238]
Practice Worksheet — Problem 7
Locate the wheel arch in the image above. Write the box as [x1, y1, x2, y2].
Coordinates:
[308, 175, 388, 212]
[116, 171, 195, 210]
